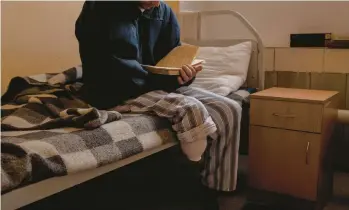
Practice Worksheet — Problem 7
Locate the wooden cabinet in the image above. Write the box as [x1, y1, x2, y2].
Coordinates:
[248, 87, 339, 203]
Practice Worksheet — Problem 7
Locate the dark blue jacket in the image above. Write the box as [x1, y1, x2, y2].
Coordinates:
[75, 1, 193, 109]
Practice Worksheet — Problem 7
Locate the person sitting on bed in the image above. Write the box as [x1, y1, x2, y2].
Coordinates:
[75, 1, 209, 162]
[76, 3, 240, 199]
[75, 1, 202, 110]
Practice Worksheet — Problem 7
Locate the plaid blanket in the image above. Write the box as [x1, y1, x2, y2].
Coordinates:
[1, 66, 121, 131]
[1, 114, 176, 194]
[1, 67, 177, 193]
[1, 66, 247, 194]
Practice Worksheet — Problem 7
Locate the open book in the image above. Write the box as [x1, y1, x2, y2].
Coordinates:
[142, 44, 204, 75]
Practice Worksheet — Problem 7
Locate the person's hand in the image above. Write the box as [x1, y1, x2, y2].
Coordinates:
[177, 64, 202, 85]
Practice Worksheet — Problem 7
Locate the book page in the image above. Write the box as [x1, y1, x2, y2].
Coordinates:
[142, 59, 205, 76]
[141, 65, 181, 75]
[155, 45, 199, 68]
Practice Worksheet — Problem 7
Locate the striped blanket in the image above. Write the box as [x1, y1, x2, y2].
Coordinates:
[1, 66, 245, 193]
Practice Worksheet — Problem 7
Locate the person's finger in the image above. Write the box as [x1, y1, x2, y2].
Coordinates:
[183, 65, 193, 79]
[187, 65, 197, 78]
[194, 65, 203, 72]
[188, 65, 198, 77]
[180, 66, 190, 82]
[190, 64, 197, 71]
[177, 76, 184, 85]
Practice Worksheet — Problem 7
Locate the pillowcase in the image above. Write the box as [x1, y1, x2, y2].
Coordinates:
[189, 41, 252, 96]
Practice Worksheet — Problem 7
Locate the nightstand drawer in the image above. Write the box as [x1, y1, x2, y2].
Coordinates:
[250, 99, 323, 133]
[249, 126, 321, 201]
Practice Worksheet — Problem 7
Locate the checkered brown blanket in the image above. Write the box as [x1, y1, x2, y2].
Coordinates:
[1, 67, 171, 193]
[1, 66, 248, 194]
[1, 66, 121, 131]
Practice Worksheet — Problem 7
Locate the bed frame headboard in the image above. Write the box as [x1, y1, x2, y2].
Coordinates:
[178, 10, 265, 90]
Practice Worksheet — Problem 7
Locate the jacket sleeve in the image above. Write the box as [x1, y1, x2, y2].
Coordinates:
[147, 4, 195, 92]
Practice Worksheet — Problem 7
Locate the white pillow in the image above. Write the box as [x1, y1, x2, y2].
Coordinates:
[189, 41, 252, 96]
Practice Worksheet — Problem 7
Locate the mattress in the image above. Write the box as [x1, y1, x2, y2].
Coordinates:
[1, 88, 253, 194]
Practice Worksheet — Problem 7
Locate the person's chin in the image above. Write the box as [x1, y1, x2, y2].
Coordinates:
[153, 2, 160, 7]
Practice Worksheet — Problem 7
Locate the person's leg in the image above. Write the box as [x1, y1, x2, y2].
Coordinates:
[176, 87, 242, 193]
[122, 87, 241, 190]
[124, 90, 217, 162]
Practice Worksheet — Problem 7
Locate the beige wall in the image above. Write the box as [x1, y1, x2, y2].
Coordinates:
[181, 1, 349, 47]
[1, 1, 84, 94]
[264, 47, 349, 109]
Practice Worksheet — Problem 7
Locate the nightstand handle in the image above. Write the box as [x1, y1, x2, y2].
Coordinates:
[272, 113, 296, 118]
[306, 141, 310, 165]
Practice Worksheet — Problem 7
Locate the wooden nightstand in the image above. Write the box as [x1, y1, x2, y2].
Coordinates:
[248, 87, 339, 205]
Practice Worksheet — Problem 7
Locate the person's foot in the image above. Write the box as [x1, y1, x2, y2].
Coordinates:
[180, 139, 207, 162]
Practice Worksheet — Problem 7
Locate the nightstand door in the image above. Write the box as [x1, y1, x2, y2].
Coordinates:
[249, 126, 321, 201]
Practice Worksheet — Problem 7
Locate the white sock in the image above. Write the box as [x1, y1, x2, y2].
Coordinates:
[180, 137, 207, 162]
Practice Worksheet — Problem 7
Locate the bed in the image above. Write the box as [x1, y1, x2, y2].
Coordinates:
[1, 10, 264, 210]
